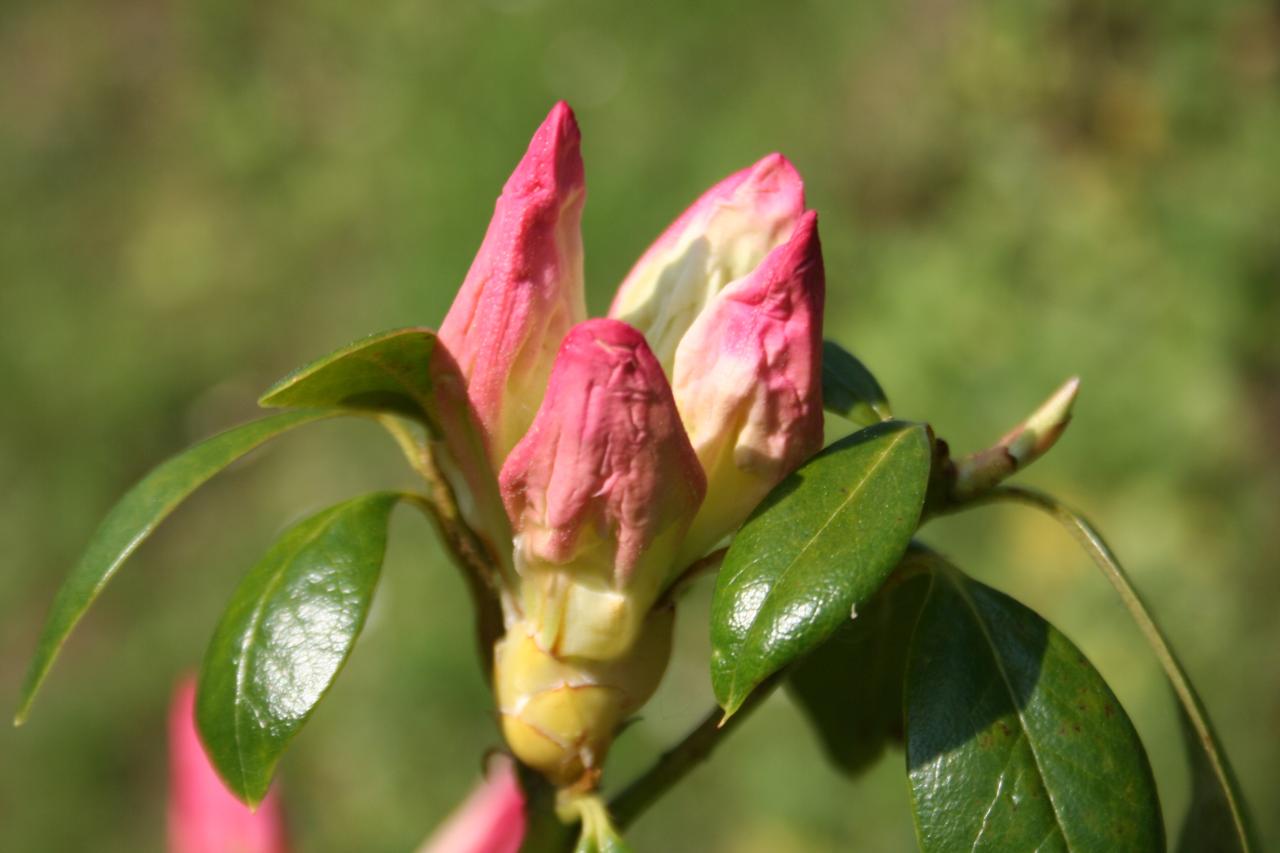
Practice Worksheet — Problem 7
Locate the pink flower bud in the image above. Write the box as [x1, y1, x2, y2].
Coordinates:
[499, 319, 705, 658]
[417, 756, 526, 853]
[440, 101, 587, 468]
[672, 210, 825, 560]
[608, 153, 806, 372]
[168, 678, 288, 853]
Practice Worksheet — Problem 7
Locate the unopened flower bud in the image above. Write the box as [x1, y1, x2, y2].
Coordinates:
[499, 319, 705, 660]
[672, 211, 825, 560]
[951, 377, 1081, 500]
[440, 101, 587, 468]
[609, 154, 806, 372]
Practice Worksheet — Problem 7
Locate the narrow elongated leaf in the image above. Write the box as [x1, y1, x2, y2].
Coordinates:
[259, 327, 440, 426]
[711, 420, 932, 717]
[822, 340, 891, 426]
[788, 565, 930, 775]
[1175, 703, 1247, 853]
[15, 410, 333, 725]
[905, 559, 1163, 852]
[195, 492, 401, 806]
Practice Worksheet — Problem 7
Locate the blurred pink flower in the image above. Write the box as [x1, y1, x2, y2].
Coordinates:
[418, 756, 526, 853]
[168, 678, 289, 853]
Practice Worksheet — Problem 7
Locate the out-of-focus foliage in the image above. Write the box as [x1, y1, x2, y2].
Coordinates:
[1, 0, 1276, 850]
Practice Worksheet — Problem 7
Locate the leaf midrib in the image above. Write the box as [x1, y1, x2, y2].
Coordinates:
[942, 571, 1072, 852]
[229, 506, 343, 798]
[725, 426, 916, 704]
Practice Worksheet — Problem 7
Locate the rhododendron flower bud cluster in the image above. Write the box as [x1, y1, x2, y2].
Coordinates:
[434, 102, 825, 787]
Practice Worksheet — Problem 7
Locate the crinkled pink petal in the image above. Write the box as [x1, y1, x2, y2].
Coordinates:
[440, 101, 587, 469]
[672, 210, 825, 560]
[417, 757, 526, 853]
[168, 678, 289, 853]
[500, 318, 705, 586]
[608, 153, 805, 372]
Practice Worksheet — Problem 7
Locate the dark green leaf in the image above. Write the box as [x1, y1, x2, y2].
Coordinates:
[259, 327, 442, 428]
[905, 558, 1163, 852]
[14, 410, 334, 725]
[195, 492, 401, 805]
[711, 420, 932, 717]
[822, 340, 892, 426]
[980, 486, 1256, 852]
[788, 565, 930, 775]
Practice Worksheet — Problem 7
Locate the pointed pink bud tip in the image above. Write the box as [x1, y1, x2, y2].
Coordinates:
[440, 101, 588, 469]
[418, 756, 526, 853]
[500, 318, 706, 585]
[673, 210, 825, 559]
[168, 678, 288, 853]
[608, 153, 807, 370]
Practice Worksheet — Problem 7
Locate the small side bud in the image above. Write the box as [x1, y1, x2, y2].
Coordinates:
[951, 377, 1081, 500]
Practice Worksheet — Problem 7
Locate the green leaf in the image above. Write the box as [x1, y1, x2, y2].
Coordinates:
[711, 420, 932, 717]
[822, 340, 892, 426]
[788, 563, 930, 776]
[14, 410, 334, 725]
[195, 492, 402, 806]
[259, 327, 442, 427]
[905, 558, 1163, 852]
[973, 486, 1257, 852]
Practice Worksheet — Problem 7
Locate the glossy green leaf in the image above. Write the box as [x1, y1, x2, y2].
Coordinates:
[195, 492, 401, 805]
[788, 565, 930, 775]
[14, 410, 334, 725]
[905, 559, 1163, 852]
[711, 420, 932, 717]
[976, 486, 1256, 852]
[259, 327, 441, 427]
[822, 339, 892, 426]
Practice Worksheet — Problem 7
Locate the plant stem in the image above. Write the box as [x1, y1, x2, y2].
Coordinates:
[960, 485, 1255, 851]
[609, 677, 780, 829]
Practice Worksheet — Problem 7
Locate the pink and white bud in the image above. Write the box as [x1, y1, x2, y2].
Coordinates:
[168, 678, 288, 853]
[608, 153, 806, 372]
[672, 210, 825, 560]
[440, 101, 587, 469]
[499, 318, 705, 659]
[417, 756, 526, 853]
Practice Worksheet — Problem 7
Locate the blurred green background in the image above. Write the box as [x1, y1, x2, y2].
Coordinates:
[2, 0, 1277, 849]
